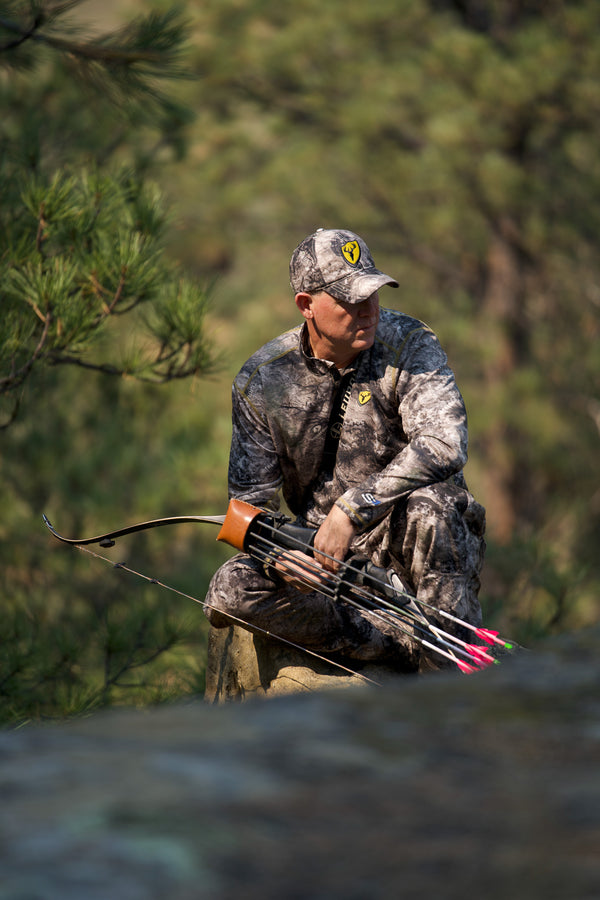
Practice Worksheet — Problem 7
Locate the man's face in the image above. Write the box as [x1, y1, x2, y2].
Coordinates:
[299, 290, 380, 368]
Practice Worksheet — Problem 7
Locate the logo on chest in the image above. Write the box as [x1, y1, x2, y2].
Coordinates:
[358, 390, 371, 405]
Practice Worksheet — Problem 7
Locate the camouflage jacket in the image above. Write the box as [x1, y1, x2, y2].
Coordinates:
[228, 307, 469, 532]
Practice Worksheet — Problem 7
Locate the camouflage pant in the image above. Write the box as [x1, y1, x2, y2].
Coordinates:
[204, 482, 486, 672]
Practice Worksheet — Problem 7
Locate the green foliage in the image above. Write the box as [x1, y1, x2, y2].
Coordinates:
[0, 1, 227, 726]
[0, 361, 232, 727]
[0, 3, 216, 423]
[1, 163, 216, 424]
[1, 557, 208, 726]
[0, 2, 192, 110]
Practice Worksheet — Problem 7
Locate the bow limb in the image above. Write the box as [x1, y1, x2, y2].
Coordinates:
[42, 513, 226, 547]
[43, 498, 269, 551]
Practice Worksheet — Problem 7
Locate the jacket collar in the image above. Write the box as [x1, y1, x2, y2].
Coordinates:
[299, 323, 367, 377]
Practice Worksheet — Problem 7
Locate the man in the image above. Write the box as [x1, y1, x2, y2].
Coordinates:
[204, 228, 486, 672]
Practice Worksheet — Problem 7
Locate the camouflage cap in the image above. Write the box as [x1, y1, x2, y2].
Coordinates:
[289, 228, 398, 304]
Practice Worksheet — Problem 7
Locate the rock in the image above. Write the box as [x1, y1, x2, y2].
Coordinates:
[204, 625, 401, 701]
[0, 628, 599, 899]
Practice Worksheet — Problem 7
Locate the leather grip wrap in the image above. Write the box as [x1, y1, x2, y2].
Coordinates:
[216, 498, 264, 551]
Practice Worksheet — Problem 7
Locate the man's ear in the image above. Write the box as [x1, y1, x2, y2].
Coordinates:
[295, 292, 314, 319]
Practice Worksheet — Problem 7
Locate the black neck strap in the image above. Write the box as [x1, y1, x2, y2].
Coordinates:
[320, 370, 356, 477]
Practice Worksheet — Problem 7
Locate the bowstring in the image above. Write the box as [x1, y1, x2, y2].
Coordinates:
[71, 543, 383, 688]
[64, 512, 493, 676]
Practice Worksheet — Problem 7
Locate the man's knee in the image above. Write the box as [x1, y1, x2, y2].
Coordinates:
[204, 559, 234, 627]
[406, 481, 468, 520]
[203, 554, 270, 627]
[406, 482, 485, 542]
[399, 481, 485, 578]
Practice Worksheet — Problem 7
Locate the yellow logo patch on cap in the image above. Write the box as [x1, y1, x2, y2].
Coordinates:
[358, 390, 371, 405]
[342, 240, 361, 265]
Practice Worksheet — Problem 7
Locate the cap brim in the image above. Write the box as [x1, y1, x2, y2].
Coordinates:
[327, 270, 399, 304]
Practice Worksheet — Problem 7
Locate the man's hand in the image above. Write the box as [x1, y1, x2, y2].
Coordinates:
[274, 550, 327, 592]
[313, 504, 356, 572]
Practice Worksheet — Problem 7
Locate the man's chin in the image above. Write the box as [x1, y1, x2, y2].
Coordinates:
[353, 332, 376, 349]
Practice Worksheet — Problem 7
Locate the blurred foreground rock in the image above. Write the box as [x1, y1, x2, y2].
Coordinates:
[1, 628, 599, 900]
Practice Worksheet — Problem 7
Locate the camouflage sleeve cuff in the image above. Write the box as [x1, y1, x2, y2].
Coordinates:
[335, 495, 390, 532]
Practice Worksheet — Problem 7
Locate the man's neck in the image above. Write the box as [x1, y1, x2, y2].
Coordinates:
[302, 325, 360, 370]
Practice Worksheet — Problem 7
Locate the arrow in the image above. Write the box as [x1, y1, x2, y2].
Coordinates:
[44, 498, 517, 674]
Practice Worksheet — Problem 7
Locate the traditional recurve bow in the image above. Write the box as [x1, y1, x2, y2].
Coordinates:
[44, 498, 515, 674]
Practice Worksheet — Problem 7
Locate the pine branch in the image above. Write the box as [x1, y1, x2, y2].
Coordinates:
[0, 3, 192, 111]
[0, 4, 186, 67]
[0, 307, 52, 390]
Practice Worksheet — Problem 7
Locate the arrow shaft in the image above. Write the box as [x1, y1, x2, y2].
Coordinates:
[246, 529, 492, 671]
[44, 499, 513, 672]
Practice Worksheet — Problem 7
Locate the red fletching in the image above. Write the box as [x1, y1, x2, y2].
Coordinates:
[456, 660, 478, 674]
[476, 628, 501, 645]
[465, 644, 495, 666]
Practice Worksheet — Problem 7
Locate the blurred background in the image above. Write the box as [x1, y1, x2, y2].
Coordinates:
[1, 0, 598, 723]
